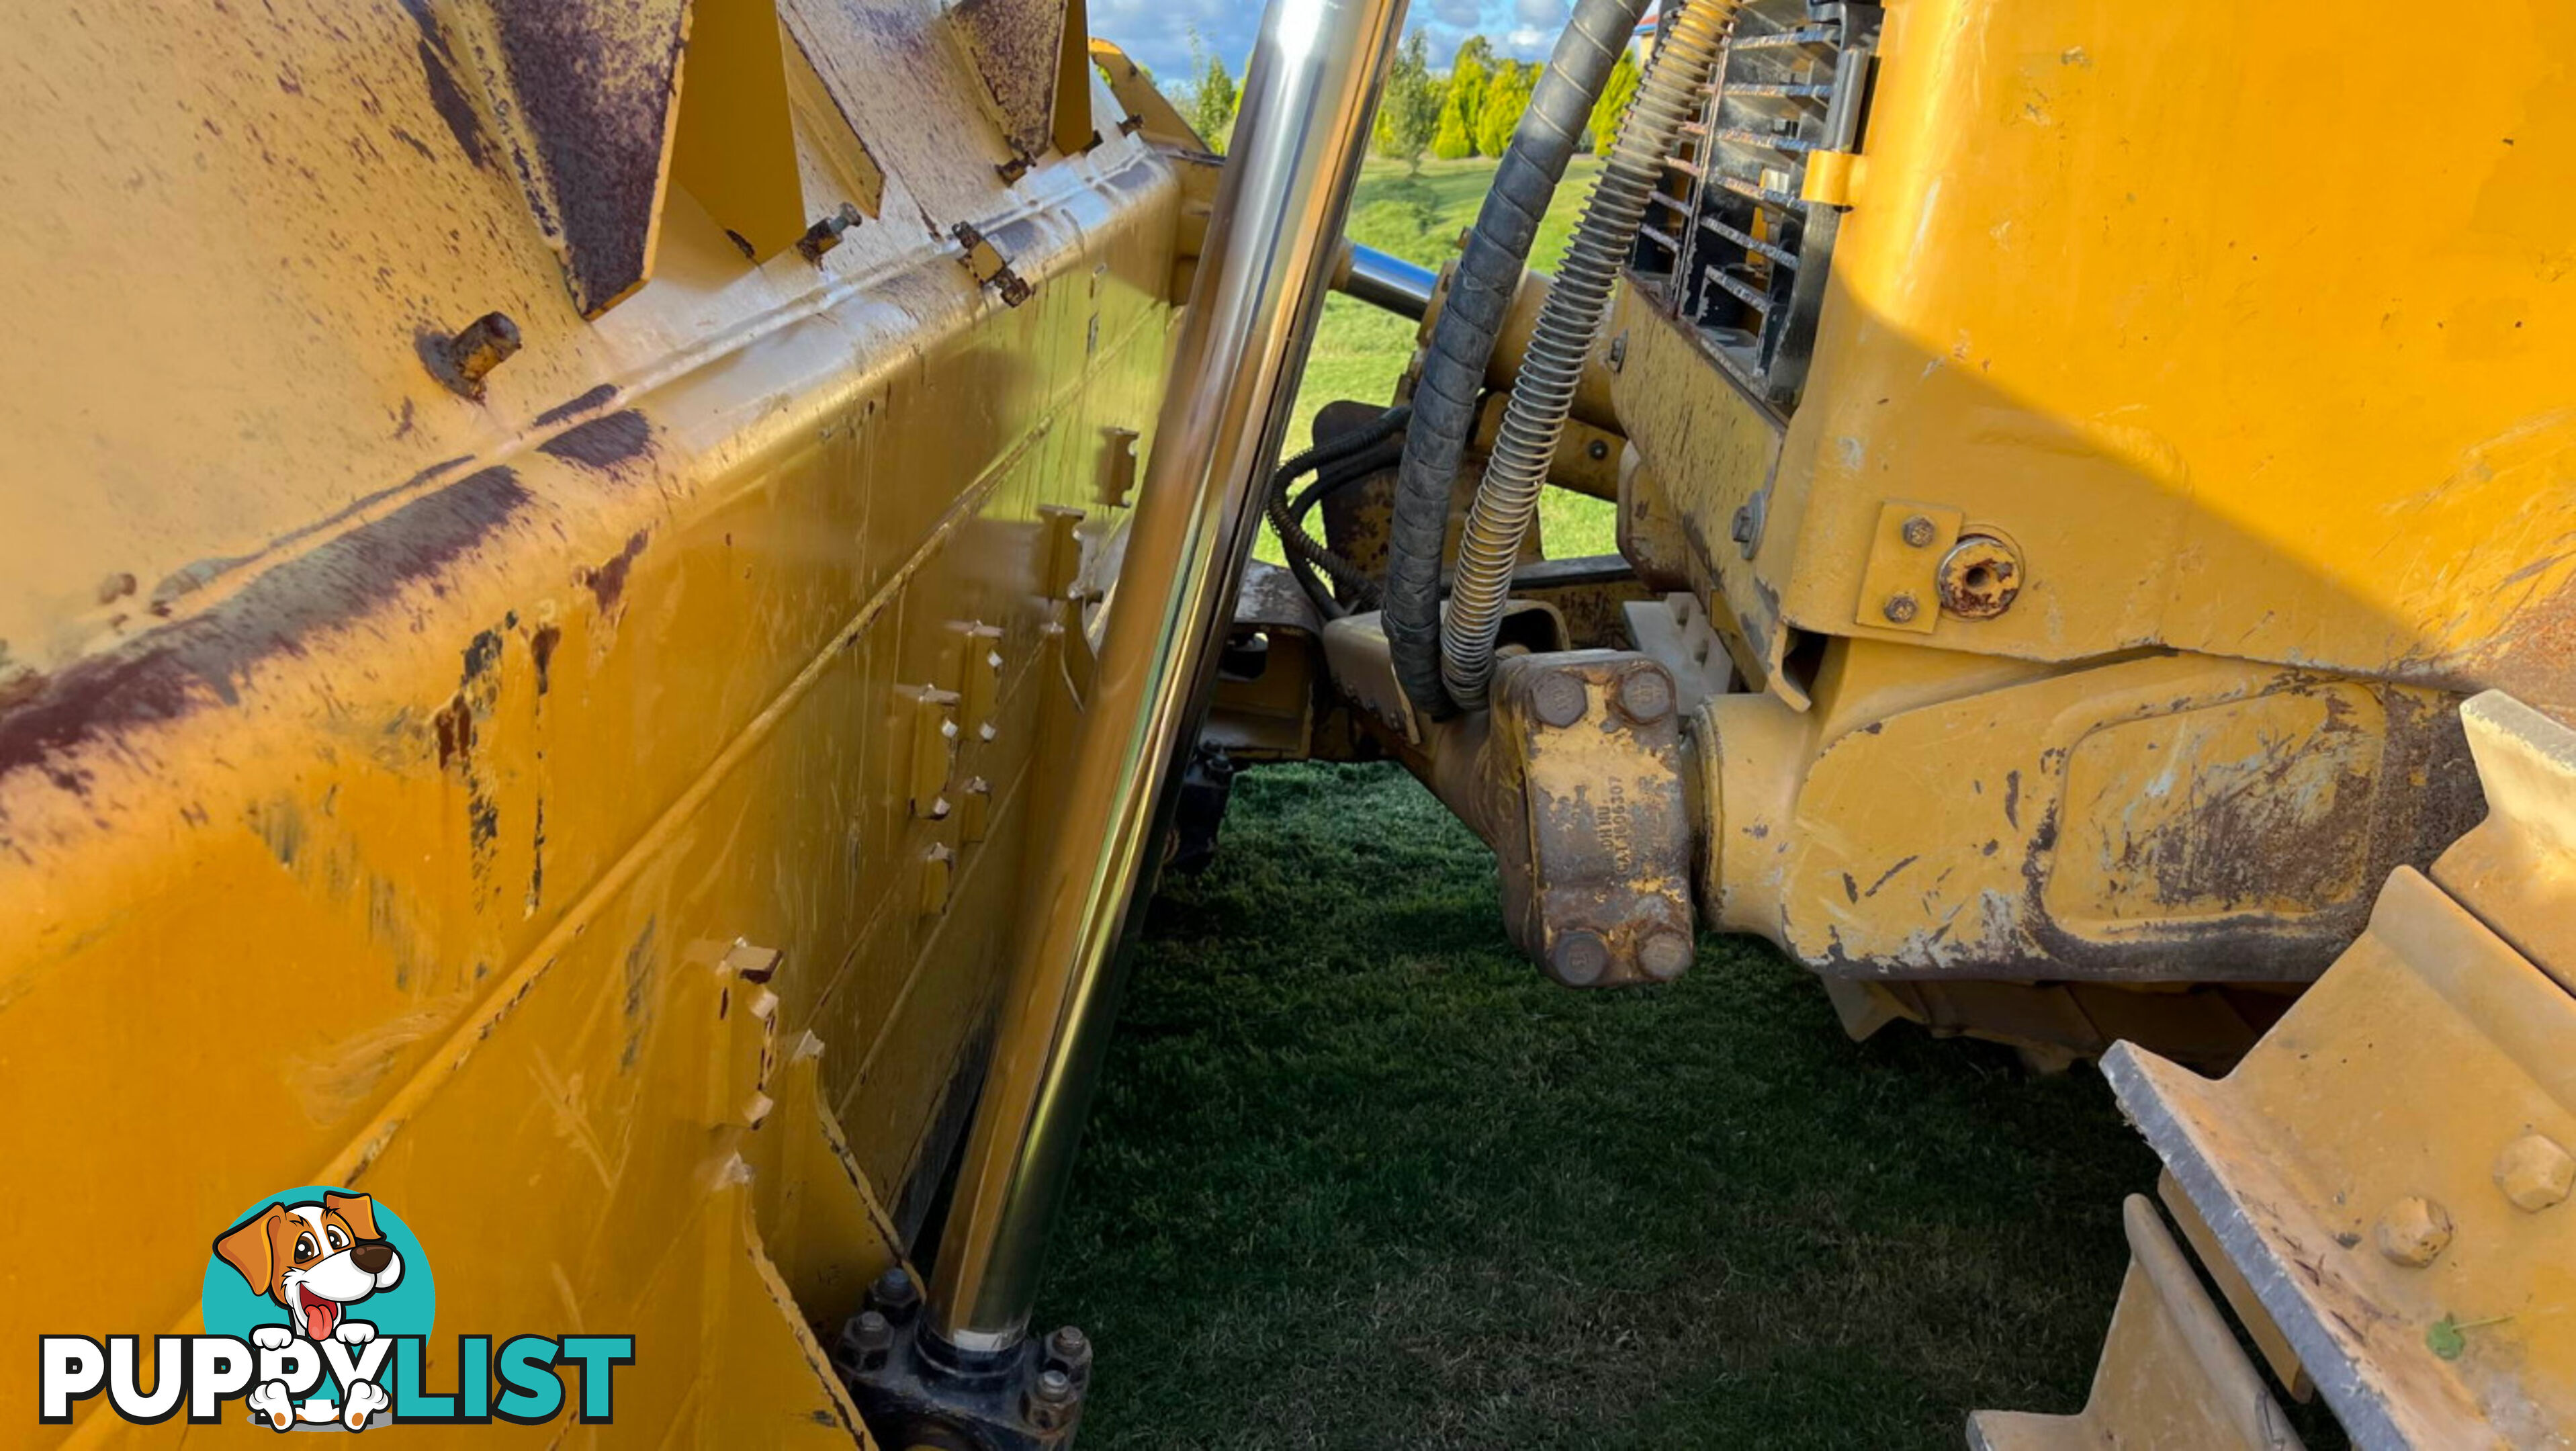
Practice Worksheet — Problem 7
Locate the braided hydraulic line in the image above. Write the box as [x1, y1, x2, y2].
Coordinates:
[1439, 0, 1735, 710]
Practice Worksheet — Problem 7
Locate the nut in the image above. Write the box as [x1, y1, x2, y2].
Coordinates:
[1613, 668, 1674, 726]
[1638, 930, 1693, 981]
[846, 1310, 893, 1372]
[1550, 930, 1609, 986]
[2495, 1133, 2576, 1213]
[1881, 592, 1920, 625]
[1936, 535, 2023, 619]
[2374, 1196, 2454, 1267]
[1026, 1367, 1080, 1432]
[1606, 333, 1628, 372]
[868, 1265, 920, 1317]
[1900, 514, 1937, 548]
[1530, 672, 1589, 729]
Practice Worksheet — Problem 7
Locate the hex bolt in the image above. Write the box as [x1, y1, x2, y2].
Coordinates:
[797, 203, 865, 262]
[1025, 1367, 1079, 1432]
[846, 1310, 893, 1372]
[1881, 592, 1920, 624]
[1606, 333, 1628, 372]
[1730, 504, 1758, 545]
[437, 312, 521, 399]
[1045, 1325, 1094, 1380]
[2495, 1133, 2576, 1213]
[1638, 930, 1693, 981]
[1900, 514, 1937, 548]
[2374, 1195, 2454, 1267]
[1614, 669, 1674, 726]
[869, 1264, 921, 1319]
[1531, 673, 1589, 728]
[1551, 930, 1609, 986]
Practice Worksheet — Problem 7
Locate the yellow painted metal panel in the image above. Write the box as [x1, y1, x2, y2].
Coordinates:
[0, 0, 1183, 1439]
[1664, 0, 2576, 703]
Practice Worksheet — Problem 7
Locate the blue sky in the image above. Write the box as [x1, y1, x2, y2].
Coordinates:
[1090, 0, 1589, 89]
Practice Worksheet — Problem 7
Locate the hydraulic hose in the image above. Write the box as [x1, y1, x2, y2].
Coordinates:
[1442, 0, 1734, 709]
[1380, 0, 1650, 719]
[1267, 405, 1411, 616]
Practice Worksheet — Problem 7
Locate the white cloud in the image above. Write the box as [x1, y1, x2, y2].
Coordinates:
[1088, 0, 1259, 83]
[1087, 0, 1582, 88]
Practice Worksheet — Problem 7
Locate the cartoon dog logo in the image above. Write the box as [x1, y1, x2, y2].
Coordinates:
[214, 1192, 404, 1430]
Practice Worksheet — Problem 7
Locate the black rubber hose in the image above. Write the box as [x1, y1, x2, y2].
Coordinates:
[1267, 407, 1411, 617]
[1380, 0, 1649, 719]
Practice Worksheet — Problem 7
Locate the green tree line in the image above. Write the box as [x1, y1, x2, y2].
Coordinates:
[1179, 30, 1644, 169]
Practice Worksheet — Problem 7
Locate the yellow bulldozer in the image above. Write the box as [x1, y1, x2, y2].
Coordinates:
[2, 0, 2569, 1442]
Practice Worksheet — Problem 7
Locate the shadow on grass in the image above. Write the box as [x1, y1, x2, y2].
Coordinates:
[1036, 761, 2168, 1449]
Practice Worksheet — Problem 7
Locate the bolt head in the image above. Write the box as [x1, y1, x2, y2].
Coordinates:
[1881, 593, 1920, 624]
[1937, 535, 2024, 619]
[847, 1310, 893, 1372]
[1587, 439, 1610, 461]
[1035, 1369, 1075, 1404]
[2496, 1133, 2575, 1213]
[1607, 333, 1628, 372]
[1551, 930, 1609, 986]
[869, 1265, 920, 1315]
[2374, 1195, 2454, 1267]
[1900, 514, 1937, 548]
[1638, 930, 1693, 981]
[1614, 668, 1674, 726]
[1531, 673, 1589, 728]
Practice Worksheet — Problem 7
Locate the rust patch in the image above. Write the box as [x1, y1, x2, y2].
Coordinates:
[537, 409, 654, 473]
[529, 623, 561, 694]
[0, 468, 527, 802]
[948, 0, 1066, 161]
[527, 797, 546, 913]
[579, 530, 650, 614]
[488, 2, 689, 315]
[533, 383, 620, 427]
[433, 693, 475, 772]
[460, 627, 504, 685]
[398, 0, 491, 167]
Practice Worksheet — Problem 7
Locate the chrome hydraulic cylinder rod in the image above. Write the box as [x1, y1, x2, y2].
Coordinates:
[1334, 239, 1437, 320]
[924, 0, 1409, 1352]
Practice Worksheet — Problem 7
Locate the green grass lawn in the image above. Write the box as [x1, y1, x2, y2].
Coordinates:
[1034, 766, 2179, 1448]
[1272, 156, 1619, 563]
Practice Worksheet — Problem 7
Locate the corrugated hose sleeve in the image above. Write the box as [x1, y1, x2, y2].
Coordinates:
[1441, 0, 1734, 709]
